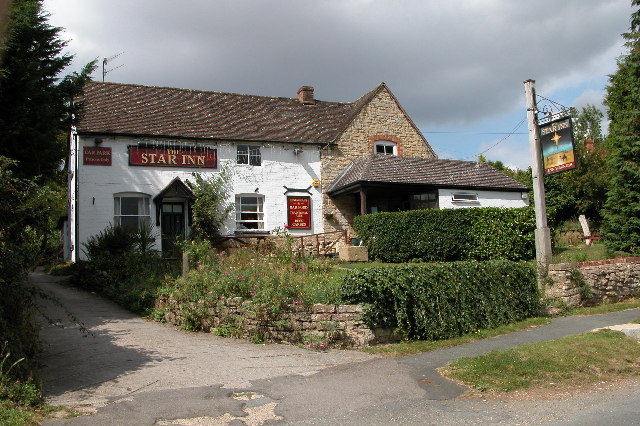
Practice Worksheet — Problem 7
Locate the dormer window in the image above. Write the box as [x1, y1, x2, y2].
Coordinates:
[374, 140, 397, 156]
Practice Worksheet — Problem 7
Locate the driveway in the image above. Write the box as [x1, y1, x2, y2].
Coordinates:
[34, 272, 640, 425]
[32, 272, 374, 413]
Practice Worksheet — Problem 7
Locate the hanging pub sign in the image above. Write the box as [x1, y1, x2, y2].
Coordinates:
[129, 146, 217, 168]
[287, 196, 311, 229]
[540, 117, 576, 175]
[83, 146, 112, 166]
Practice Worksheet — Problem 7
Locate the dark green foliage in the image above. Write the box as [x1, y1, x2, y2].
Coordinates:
[602, 1, 640, 254]
[341, 261, 540, 340]
[75, 224, 180, 313]
[186, 169, 234, 240]
[0, 0, 95, 179]
[544, 105, 608, 227]
[0, 157, 63, 386]
[353, 207, 535, 263]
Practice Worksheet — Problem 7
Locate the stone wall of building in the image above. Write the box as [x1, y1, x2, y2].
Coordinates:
[156, 296, 399, 348]
[321, 87, 436, 232]
[545, 257, 640, 306]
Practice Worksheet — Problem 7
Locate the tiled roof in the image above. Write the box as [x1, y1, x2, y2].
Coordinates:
[76, 81, 378, 144]
[327, 155, 529, 194]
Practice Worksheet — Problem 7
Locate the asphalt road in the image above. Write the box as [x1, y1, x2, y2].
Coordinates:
[33, 272, 640, 425]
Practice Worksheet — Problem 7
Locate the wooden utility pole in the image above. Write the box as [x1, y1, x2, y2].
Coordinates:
[524, 80, 552, 282]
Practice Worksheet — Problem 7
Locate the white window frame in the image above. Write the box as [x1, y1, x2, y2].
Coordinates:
[235, 194, 265, 230]
[374, 140, 397, 156]
[237, 145, 261, 166]
[451, 192, 479, 202]
[114, 193, 151, 229]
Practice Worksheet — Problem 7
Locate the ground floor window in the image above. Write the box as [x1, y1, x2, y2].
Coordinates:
[411, 192, 438, 209]
[235, 195, 264, 230]
[114, 193, 151, 229]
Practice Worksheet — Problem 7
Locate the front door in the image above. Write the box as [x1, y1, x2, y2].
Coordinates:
[161, 202, 185, 255]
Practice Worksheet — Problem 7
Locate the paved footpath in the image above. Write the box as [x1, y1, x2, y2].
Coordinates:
[33, 272, 640, 425]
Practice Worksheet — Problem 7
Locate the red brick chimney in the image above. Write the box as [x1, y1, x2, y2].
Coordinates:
[297, 86, 315, 105]
[584, 138, 595, 152]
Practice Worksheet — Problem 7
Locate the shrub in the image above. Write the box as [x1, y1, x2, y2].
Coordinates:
[157, 240, 342, 331]
[74, 224, 180, 314]
[353, 207, 536, 262]
[341, 260, 540, 340]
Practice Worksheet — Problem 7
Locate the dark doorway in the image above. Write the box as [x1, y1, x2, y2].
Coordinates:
[161, 202, 184, 254]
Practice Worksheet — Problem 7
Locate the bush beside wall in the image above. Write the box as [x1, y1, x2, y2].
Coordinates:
[340, 261, 540, 341]
[353, 207, 536, 262]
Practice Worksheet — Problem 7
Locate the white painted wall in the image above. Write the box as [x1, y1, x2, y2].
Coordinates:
[438, 188, 529, 209]
[69, 134, 322, 260]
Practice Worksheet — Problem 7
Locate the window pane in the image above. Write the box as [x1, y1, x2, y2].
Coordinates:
[249, 146, 261, 165]
[120, 216, 139, 230]
[237, 145, 248, 164]
[120, 197, 139, 215]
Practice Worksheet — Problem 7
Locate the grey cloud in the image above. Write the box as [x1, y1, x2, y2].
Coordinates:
[46, 0, 632, 130]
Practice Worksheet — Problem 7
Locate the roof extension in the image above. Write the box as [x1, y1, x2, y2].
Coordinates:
[76, 81, 382, 144]
[327, 155, 529, 195]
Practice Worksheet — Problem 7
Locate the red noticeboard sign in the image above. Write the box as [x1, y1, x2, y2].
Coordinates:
[287, 196, 311, 229]
[83, 146, 112, 166]
[129, 146, 217, 168]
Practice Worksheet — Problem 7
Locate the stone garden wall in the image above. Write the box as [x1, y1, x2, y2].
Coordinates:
[156, 296, 399, 348]
[545, 257, 640, 306]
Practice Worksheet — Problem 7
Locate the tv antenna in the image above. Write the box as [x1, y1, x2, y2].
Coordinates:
[102, 52, 124, 82]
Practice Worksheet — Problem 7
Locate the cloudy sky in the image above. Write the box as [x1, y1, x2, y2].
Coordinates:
[44, 0, 634, 169]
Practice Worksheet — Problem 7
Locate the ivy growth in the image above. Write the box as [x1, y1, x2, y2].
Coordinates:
[186, 166, 234, 240]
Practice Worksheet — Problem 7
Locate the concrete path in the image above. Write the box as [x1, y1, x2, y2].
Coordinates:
[32, 272, 374, 410]
[33, 272, 640, 425]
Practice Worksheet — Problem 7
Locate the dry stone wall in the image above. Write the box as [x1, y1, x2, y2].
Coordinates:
[545, 257, 640, 306]
[156, 296, 399, 348]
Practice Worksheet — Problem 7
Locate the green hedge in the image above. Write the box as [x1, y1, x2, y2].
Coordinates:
[353, 207, 535, 262]
[341, 261, 540, 341]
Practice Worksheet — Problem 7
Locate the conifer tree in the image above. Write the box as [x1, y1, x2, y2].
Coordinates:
[0, 0, 94, 179]
[602, 0, 640, 254]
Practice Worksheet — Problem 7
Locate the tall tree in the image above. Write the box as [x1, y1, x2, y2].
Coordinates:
[0, 0, 93, 179]
[602, 0, 640, 254]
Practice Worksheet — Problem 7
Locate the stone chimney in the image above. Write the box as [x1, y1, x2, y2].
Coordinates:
[297, 86, 315, 105]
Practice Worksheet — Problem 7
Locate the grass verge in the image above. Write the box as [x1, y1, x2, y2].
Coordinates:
[363, 317, 551, 357]
[365, 297, 640, 357]
[439, 329, 640, 394]
[0, 400, 78, 425]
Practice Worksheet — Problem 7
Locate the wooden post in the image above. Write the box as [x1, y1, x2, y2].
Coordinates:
[359, 189, 367, 215]
[524, 80, 552, 284]
[182, 251, 189, 277]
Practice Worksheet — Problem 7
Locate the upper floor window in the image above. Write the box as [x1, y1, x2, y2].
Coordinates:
[114, 193, 151, 230]
[374, 140, 397, 156]
[235, 195, 264, 230]
[237, 145, 261, 166]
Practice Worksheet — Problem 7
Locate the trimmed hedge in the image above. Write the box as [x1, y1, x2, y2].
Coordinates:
[341, 261, 539, 341]
[353, 207, 535, 262]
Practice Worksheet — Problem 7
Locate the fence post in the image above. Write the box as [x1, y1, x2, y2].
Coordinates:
[182, 251, 189, 277]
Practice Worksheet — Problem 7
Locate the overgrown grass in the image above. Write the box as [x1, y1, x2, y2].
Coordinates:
[364, 317, 550, 357]
[0, 401, 78, 425]
[551, 243, 609, 263]
[440, 329, 640, 393]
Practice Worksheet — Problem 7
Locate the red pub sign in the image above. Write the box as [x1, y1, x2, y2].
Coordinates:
[129, 146, 217, 168]
[83, 146, 112, 166]
[287, 196, 311, 229]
